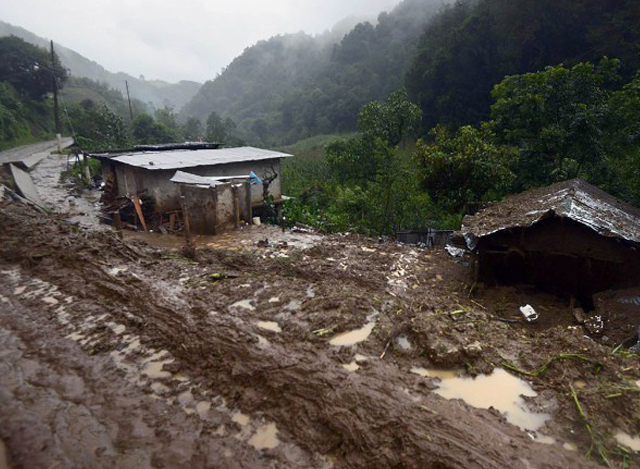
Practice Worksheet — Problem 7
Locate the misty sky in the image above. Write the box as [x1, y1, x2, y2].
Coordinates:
[0, 0, 401, 83]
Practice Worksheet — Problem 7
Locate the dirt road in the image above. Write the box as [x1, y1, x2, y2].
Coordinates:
[1, 153, 639, 468]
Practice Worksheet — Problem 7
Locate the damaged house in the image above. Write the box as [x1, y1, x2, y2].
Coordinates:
[91, 144, 292, 234]
[462, 179, 640, 344]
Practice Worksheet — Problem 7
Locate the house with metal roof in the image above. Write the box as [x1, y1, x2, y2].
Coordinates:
[462, 179, 640, 305]
[92, 145, 293, 213]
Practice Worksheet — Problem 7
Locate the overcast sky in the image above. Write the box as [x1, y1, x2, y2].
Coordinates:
[0, 0, 401, 83]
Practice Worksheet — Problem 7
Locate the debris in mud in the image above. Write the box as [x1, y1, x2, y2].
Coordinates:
[520, 304, 539, 323]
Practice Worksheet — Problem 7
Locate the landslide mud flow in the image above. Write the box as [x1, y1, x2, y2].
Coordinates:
[1, 175, 640, 468]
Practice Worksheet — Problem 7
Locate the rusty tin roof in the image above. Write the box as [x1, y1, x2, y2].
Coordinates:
[462, 179, 640, 250]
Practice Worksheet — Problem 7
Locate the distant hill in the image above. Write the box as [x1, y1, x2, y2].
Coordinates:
[0, 20, 201, 111]
[180, 0, 446, 145]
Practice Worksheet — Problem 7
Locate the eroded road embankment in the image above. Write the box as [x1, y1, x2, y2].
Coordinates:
[0, 196, 610, 469]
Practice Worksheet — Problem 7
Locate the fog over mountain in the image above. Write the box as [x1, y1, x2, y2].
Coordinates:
[0, 0, 401, 83]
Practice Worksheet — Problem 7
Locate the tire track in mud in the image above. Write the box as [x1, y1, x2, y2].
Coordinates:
[0, 267, 327, 468]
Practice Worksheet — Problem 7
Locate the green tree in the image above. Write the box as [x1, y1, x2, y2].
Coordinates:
[324, 90, 426, 234]
[155, 106, 182, 140]
[606, 71, 640, 205]
[0, 36, 68, 100]
[205, 111, 227, 142]
[490, 58, 620, 189]
[131, 113, 175, 144]
[182, 117, 203, 141]
[69, 102, 129, 151]
[415, 124, 516, 213]
[357, 89, 422, 146]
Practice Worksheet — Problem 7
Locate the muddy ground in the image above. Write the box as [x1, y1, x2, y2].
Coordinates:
[1, 157, 640, 468]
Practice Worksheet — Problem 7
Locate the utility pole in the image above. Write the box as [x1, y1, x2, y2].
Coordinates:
[50, 40, 62, 153]
[125, 80, 134, 123]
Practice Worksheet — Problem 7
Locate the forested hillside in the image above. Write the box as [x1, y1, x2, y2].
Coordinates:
[406, 0, 640, 130]
[0, 20, 202, 111]
[181, 0, 445, 145]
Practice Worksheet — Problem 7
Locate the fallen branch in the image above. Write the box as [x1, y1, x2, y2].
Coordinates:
[499, 353, 593, 378]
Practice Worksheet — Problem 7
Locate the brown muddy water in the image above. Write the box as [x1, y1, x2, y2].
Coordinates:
[417, 368, 551, 432]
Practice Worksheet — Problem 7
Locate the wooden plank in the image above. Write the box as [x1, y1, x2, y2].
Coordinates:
[113, 211, 124, 240]
[132, 194, 148, 232]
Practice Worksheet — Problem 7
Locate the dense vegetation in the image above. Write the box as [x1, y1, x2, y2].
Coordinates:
[0, 36, 66, 149]
[406, 0, 640, 130]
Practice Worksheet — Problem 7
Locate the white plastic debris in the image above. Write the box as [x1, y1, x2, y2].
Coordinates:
[252, 217, 261, 226]
[445, 245, 467, 257]
[520, 305, 539, 323]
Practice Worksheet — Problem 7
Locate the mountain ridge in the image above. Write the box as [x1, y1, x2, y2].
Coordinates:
[0, 20, 201, 111]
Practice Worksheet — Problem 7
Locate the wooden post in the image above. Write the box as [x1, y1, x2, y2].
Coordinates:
[82, 154, 92, 185]
[132, 193, 147, 232]
[113, 211, 124, 240]
[232, 185, 240, 229]
[212, 187, 218, 235]
[179, 187, 192, 243]
[244, 181, 252, 223]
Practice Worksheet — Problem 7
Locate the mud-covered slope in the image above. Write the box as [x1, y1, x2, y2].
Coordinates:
[0, 197, 638, 468]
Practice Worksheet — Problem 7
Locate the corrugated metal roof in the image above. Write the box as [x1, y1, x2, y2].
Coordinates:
[170, 171, 226, 188]
[462, 179, 640, 250]
[102, 146, 292, 171]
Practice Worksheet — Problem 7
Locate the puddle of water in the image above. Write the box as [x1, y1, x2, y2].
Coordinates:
[232, 412, 250, 426]
[151, 382, 170, 394]
[615, 431, 640, 451]
[285, 299, 301, 311]
[255, 335, 270, 347]
[178, 390, 194, 407]
[42, 296, 59, 305]
[108, 266, 127, 276]
[256, 321, 282, 333]
[410, 367, 463, 380]
[215, 425, 227, 437]
[433, 368, 551, 432]
[142, 360, 173, 379]
[342, 362, 360, 372]
[249, 423, 280, 450]
[143, 350, 169, 363]
[231, 299, 255, 311]
[268, 296, 280, 304]
[397, 335, 411, 350]
[330, 322, 376, 347]
[533, 434, 556, 445]
[563, 442, 578, 452]
[66, 331, 86, 342]
[196, 401, 211, 418]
